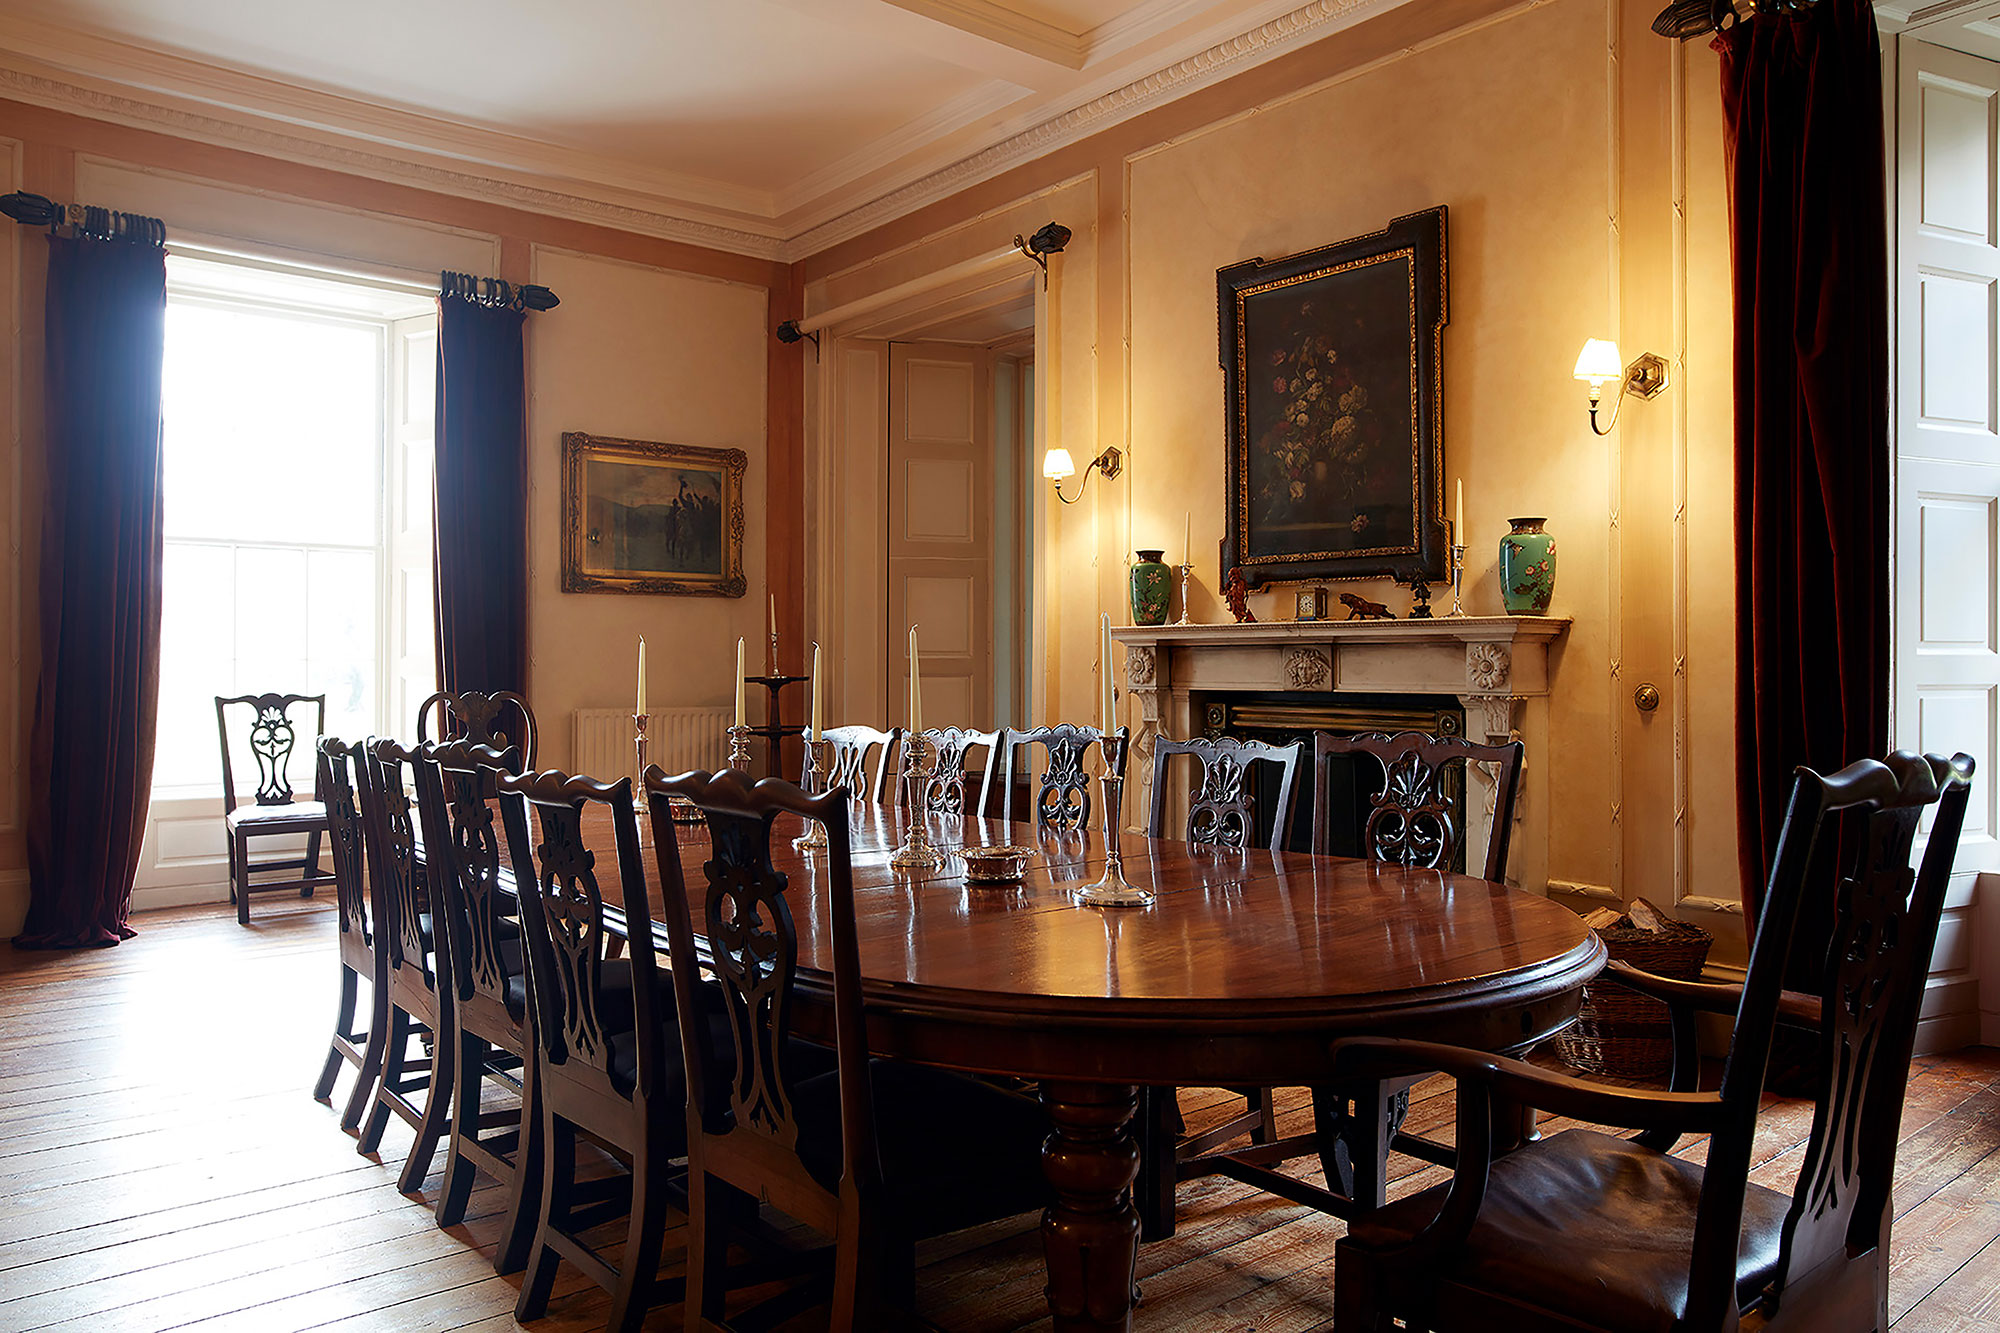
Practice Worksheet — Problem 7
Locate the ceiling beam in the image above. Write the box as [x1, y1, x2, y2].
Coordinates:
[882, 0, 1089, 68]
[763, 0, 1077, 90]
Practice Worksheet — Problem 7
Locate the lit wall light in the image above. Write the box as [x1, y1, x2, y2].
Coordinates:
[1045, 445, 1122, 504]
[1574, 338, 1670, 435]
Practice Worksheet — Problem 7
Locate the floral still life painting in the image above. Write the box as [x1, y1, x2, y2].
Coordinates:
[1219, 207, 1450, 588]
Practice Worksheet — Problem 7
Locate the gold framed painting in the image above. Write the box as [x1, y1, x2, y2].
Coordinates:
[561, 431, 747, 597]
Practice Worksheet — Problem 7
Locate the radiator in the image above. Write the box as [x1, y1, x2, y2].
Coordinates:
[571, 707, 733, 782]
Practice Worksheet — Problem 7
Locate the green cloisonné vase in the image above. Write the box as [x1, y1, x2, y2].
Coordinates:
[1130, 549, 1171, 626]
[1498, 517, 1556, 615]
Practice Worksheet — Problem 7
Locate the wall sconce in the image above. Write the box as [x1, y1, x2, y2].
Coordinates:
[1044, 445, 1122, 504]
[1574, 338, 1669, 435]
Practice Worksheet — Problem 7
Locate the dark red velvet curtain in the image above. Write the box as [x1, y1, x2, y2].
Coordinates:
[433, 285, 528, 699]
[1719, 1, 1889, 938]
[16, 231, 167, 949]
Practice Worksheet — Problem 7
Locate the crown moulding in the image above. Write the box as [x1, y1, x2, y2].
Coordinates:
[0, 0, 1404, 264]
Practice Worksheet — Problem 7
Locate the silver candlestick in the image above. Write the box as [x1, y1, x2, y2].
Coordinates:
[890, 735, 944, 870]
[1171, 562, 1196, 626]
[1447, 542, 1469, 618]
[726, 724, 755, 774]
[794, 737, 831, 851]
[1072, 738, 1152, 907]
[632, 712, 651, 845]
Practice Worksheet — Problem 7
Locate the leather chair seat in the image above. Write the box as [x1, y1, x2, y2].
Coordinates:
[1348, 1128, 1789, 1333]
[791, 1059, 1048, 1235]
[592, 980, 836, 1102]
[225, 799, 328, 829]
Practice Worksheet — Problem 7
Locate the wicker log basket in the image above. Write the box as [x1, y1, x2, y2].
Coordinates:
[1556, 898, 1714, 1080]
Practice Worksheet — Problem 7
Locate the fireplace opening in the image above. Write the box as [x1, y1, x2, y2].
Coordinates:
[1197, 691, 1468, 865]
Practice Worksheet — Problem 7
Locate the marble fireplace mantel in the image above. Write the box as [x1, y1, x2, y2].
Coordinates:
[1112, 616, 1571, 890]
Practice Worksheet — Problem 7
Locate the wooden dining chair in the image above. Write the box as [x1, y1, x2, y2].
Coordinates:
[816, 724, 900, 804]
[354, 737, 452, 1188]
[499, 766, 675, 1331]
[1311, 729, 1525, 879]
[1327, 751, 1975, 1333]
[1001, 723, 1130, 833]
[311, 737, 385, 1133]
[417, 690, 538, 771]
[215, 691, 333, 923]
[913, 726, 1003, 816]
[410, 738, 539, 1274]
[653, 767, 1049, 1329]
[1135, 735, 1306, 1237]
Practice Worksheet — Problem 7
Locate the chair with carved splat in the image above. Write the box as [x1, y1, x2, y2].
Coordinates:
[215, 692, 334, 924]
[410, 738, 539, 1274]
[1311, 729, 1525, 879]
[1135, 735, 1306, 1238]
[500, 766, 685, 1331]
[355, 737, 451, 1186]
[1327, 751, 1975, 1333]
[1000, 723, 1130, 834]
[912, 726, 1003, 817]
[417, 690, 539, 771]
[814, 724, 900, 804]
[653, 767, 1048, 1327]
[311, 737, 383, 1133]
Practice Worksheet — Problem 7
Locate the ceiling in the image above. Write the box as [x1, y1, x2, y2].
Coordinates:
[0, 0, 1415, 258]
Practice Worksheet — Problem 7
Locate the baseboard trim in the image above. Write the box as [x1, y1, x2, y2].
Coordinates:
[0, 869, 27, 938]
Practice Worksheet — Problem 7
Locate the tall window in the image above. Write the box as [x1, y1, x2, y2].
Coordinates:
[153, 255, 435, 794]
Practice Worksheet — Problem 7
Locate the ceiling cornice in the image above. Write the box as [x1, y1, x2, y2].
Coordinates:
[0, 0, 1410, 265]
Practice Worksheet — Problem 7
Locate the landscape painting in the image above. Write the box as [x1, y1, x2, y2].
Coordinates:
[562, 432, 747, 597]
[1218, 206, 1450, 588]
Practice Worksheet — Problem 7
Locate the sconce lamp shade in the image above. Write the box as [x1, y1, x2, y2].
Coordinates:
[1042, 447, 1077, 480]
[1573, 338, 1625, 386]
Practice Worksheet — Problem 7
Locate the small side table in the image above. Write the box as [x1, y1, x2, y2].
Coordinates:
[744, 674, 808, 779]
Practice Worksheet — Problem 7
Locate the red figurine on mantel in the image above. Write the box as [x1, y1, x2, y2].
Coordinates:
[1224, 567, 1256, 624]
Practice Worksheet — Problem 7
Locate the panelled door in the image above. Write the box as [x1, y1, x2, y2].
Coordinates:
[887, 343, 995, 732]
[1894, 37, 2000, 1047]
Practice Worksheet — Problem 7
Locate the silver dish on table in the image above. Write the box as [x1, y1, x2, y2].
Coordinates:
[959, 844, 1037, 884]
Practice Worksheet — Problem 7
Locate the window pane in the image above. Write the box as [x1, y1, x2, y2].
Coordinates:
[309, 548, 378, 746]
[163, 302, 381, 547]
[155, 542, 236, 791]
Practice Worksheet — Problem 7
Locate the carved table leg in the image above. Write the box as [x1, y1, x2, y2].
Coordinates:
[1040, 1080, 1142, 1332]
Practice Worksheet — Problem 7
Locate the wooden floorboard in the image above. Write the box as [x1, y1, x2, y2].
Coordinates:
[1, 898, 1995, 1331]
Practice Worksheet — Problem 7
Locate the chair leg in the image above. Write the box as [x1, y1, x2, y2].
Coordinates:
[1135, 1086, 1178, 1242]
[1314, 1082, 1393, 1210]
[684, 1169, 733, 1330]
[234, 829, 252, 925]
[302, 828, 323, 896]
[435, 1031, 486, 1226]
[1333, 1243, 1386, 1333]
[399, 1012, 454, 1193]
[313, 965, 359, 1103]
[359, 1004, 411, 1156]
[515, 1113, 572, 1324]
[340, 970, 389, 1133]
[493, 1043, 541, 1275]
[607, 1143, 674, 1333]
[831, 1196, 890, 1333]
[1250, 1086, 1279, 1144]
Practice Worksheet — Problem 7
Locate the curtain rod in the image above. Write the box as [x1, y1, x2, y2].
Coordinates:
[1653, 0, 1818, 40]
[0, 190, 164, 246]
[441, 269, 558, 312]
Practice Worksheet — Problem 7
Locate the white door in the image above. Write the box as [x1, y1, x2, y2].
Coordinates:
[1894, 37, 2000, 1048]
[887, 343, 995, 732]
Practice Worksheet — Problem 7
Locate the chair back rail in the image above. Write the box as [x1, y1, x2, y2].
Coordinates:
[916, 726, 1002, 817]
[359, 737, 435, 990]
[647, 767, 876, 1209]
[316, 737, 371, 961]
[1002, 724, 1130, 833]
[215, 692, 326, 812]
[418, 690, 539, 772]
[412, 739, 523, 1010]
[1312, 729, 1525, 881]
[1688, 751, 1974, 1322]
[814, 724, 900, 805]
[1148, 735, 1306, 852]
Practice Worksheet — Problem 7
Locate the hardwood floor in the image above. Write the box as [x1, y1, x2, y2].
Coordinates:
[3, 898, 1998, 1331]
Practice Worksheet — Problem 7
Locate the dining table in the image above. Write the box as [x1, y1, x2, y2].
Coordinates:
[564, 796, 1606, 1333]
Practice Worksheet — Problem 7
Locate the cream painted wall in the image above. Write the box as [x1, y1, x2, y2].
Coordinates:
[526, 247, 770, 769]
[799, 0, 1744, 951]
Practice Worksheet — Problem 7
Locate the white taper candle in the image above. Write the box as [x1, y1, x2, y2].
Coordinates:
[809, 643, 822, 742]
[636, 636, 646, 719]
[734, 638, 745, 728]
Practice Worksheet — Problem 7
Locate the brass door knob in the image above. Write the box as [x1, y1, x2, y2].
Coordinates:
[1634, 683, 1661, 713]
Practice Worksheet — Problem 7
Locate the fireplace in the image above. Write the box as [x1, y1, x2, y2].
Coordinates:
[1111, 617, 1569, 891]
[1197, 691, 1469, 861]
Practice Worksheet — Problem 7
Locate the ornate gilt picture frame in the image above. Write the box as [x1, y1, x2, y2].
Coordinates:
[561, 431, 747, 597]
[1218, 206, 1449, 588]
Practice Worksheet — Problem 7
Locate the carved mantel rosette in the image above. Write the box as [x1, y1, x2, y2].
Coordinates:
[1466, 642, 1511, 693]
[1285, 647, 1331, 691]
